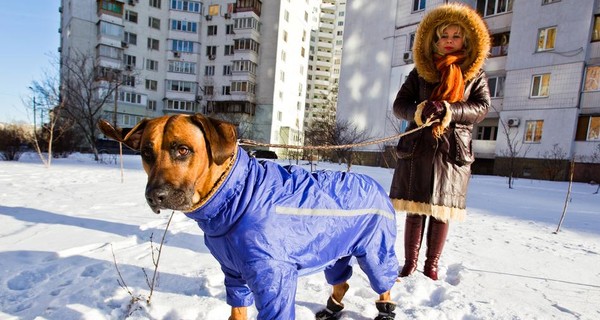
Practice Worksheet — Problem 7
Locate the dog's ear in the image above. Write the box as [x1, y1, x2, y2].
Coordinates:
[191, 114, 237, 165]
[97, 119, 148, 151]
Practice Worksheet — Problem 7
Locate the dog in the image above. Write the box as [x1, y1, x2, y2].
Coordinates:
[98, 114, 399, 320]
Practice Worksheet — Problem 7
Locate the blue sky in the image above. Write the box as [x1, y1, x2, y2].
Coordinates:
[0, 0, 61, 124]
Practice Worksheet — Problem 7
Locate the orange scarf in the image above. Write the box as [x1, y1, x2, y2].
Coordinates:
[430, 51, 466, 137]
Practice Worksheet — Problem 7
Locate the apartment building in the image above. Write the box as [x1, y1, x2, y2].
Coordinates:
[337, 0, 600, 181]
[59, 0, 320, 152]
[304, 0, 346, 129]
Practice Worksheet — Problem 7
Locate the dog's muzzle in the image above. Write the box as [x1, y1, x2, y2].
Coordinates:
[145, 184, 191, 214]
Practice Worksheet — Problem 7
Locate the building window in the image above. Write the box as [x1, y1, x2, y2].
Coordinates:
[537, 27, 556, 51]
[476, 126, 497, 140]
[167, 80, 195, 93]
[169, 60, 196, 74]
[147, 38, 159, 50]
[586, 116, 600, 141]
[488, 76, 505, 98]
[224, 45, 234, 55]
[170, 0, 201, 12]
[542, 0, 560, 4]
[205, 65, 215, 76]
[145, 79, 157, 91]
[124, 54, 136, 67]
[531, 74, 550, 97]
[476, 0, 513, 17]
[232, 60, 257, 74]
[124, 31, 137, 45]
[99, 0, 123, 14]
[281, 50, 286, 61]
[171, 19, 197, 33]
[148, 100, 157, 111]
[207, 46, 217, 57]
[172, 40, 194, 53]
[222, 86, 231, 95]
[99, 21, 123, 38]
[148, 17, 160, 30]
[284, 10, 289, 22]
[412, 0, 425, 12]
[593, 15, 600, 42]
[205, 86, 214, 96]
[234, 38, 259, 53]
[223, 65, 232, 76]
[149, 0, 161, 9]
[166, 100, 196, 112]
[283, 30, 288, 42]
[122, 74, 135, 87]
[584, 66, 600, 91]
[119, 91, 142, 104]
[524, 120, 544, 143]
[125, 10, 138, 23]
[208, 25, 218, 36]
[231, 81, 256, 93]
[490, 32, 509, 56]
[146, 59, 158, 71]
[226, 24, 235, 35]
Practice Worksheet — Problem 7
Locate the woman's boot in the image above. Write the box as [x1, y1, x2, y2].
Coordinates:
[423, 218, 449, 280]
[399, 214, 426, 277]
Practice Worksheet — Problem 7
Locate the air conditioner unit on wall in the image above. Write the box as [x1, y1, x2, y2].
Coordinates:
[507, 118, 520, 127]
[403, 51, 413, 63]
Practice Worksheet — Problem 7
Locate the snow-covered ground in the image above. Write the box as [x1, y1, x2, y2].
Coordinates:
[1, 152, 598, 320]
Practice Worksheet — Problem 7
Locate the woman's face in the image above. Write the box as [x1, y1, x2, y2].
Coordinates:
[436, 25, 464, 55]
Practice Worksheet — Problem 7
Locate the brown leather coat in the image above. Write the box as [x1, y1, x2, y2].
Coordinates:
[389, 68, 490, 222]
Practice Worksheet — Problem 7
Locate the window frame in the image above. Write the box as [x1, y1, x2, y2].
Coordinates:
[592, 15, 600, 42]
[524, 120, 544, 143]
[537, 26, 556, 52]
[412, 0, 426, 12]
[530, 73, 551, 98]
[587, 116, 600, 141]
[487, 75, 505, 98]
[477, 0, 513, 17]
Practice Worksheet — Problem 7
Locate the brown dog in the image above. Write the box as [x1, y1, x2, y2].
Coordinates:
[98, 114, 399, 320]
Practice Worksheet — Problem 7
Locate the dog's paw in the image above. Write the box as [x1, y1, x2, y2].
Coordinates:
[315, 295, 344, 320]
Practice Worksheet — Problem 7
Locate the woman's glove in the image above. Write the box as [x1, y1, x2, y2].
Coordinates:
[421, 100, 446, 122]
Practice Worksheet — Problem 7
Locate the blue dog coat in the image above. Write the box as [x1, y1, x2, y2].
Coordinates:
[185, 147, 399, 319]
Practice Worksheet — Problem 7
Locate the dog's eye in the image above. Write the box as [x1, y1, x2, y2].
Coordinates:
[177, 146, 191, 157]
[141, 147, 154, 161]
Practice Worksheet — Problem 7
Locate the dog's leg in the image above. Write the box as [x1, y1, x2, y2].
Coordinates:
[229, 306, 247, 320]
[374, 290, 396, 320]
[315, 282, 349, 320]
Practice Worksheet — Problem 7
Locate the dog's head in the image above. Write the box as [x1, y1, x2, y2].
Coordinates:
[98, 114, 237, 213]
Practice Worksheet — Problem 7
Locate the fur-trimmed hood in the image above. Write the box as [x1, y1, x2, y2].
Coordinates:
[413, 3, 490, 83]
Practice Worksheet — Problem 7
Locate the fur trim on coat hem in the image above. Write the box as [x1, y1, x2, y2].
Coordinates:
[391, 198, 466, 222]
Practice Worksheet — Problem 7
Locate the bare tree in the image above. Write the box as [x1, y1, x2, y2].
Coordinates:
[0, 123, 33, 161]
[305, 118, 371, 171]
[28, 67, 70, 167]
[494, 107, 530, 188]
[539, 143, 568, 181]
[576, 143, 600, 194]
[60, 50, 126, 161]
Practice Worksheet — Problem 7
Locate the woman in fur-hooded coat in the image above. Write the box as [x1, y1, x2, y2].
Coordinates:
[390, 3, 491, 280]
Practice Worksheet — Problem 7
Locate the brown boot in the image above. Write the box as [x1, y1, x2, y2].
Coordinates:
[424, 218, 449, 280]
[399, 214, 426, 277]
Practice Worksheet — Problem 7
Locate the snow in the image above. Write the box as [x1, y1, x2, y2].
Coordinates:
[1, 152, 599, 320]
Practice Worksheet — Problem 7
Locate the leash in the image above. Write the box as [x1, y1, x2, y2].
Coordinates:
[238, 119, 439, 150]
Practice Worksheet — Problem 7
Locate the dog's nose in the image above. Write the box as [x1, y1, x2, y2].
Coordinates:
[146, 187, 168, 208]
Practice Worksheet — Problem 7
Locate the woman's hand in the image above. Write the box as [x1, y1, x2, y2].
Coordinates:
[421, 101, 446, 122]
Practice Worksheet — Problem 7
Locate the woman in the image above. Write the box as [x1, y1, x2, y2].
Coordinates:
[390, 3, 491, 281]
